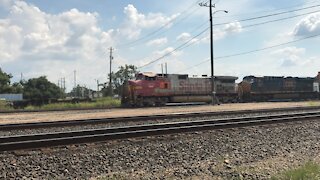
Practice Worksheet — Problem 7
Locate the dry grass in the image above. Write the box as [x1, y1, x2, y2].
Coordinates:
[24, 97, 120, 110]
[271, 161, 320, 180]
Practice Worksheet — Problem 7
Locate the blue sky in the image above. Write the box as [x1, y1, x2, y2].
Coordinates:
[0, 0, 320, 91]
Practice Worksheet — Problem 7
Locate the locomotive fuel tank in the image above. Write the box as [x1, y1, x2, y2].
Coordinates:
[171, 95, 212, 103]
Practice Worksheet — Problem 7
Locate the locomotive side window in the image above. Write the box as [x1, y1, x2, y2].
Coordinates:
[220, 79, 234, 83]
[145, 76, 156, 81]
[136, 75, 145, 80]
[160, 82, 169, 89]
[178, 75, 188, 79]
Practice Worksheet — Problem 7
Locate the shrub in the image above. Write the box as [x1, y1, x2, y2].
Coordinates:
[271, 161, 320, 180]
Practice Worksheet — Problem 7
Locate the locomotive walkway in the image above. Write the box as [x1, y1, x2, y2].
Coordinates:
[1, 110, 320, 152]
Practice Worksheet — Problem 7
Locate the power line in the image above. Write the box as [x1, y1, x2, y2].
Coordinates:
[129, 2, 320, 48]
[120, 3, 320, 50]
[179, 9, 320, 48]
[137, 4, 320, 69]
[241, 10, 320, 28]
[132, 20, 209, 63]
[216, 34, 320, 59]
[117, 0, 203, 48]
[214, 0, 320, 18]
[212, 4, 320, 27]
[177, 33, 320, 73]
[138, 27, 209, 69]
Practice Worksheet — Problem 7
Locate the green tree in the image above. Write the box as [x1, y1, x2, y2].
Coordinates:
[70, 85, 92, 98]
[0, 68, 13, 93]
[23, 76, 64, 102]
[103, 64, 138, 96]
[11, 82, 24, 93]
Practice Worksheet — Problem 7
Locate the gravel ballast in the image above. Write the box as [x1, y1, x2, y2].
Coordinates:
[1, 120, 320, 179]
[1, 101, 320, 125]
[0, 110, 317, 137]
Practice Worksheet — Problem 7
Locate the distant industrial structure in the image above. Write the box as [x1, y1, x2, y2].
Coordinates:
[0, 94, 23, 101]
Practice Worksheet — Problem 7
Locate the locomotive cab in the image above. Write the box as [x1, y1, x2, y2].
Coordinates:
[121, 72, 170, 107]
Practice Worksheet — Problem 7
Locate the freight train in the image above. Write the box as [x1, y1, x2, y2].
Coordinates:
[121, 72, 320, 107]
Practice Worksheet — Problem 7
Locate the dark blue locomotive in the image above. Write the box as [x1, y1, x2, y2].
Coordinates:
[238, 74, 320, 102]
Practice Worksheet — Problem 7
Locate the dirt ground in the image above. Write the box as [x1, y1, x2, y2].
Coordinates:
[0, 101, 320, 124]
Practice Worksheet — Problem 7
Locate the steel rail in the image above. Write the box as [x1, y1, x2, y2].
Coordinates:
[1, 111, 320, 152]
[1, 106, 320, 131]
[0, 102, 209, 114]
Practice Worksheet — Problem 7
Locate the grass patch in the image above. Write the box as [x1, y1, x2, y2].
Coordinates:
[271, 161, 320, 180]
[24, 97, 121, 110]
[0, 100, 13, 111]
[307, 101, 320, 106]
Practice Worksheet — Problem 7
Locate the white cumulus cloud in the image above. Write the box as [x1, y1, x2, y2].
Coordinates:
[224, 21, 242, 33]
[293, 12, 320, 36]
[271, 47, 305, 56]
[271, 47, 306, 68]
[0, 0, 13, 8]
[121, 4, 178, 39]
[195, 21, 243, 44]
[176, 33, 191, 42]
[0, 0, 116, 90]
[146, 37, 168, 46]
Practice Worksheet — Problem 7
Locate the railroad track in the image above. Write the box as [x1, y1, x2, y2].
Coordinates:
[0, 102, 206, 114]
[2, 106, 320, 131]
[1, 111, 320, 152]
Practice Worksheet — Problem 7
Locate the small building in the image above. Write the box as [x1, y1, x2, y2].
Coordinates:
[0, 94, 23, 101]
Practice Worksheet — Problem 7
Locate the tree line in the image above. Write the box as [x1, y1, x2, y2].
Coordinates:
[0, 68, 64, 102]
[0, 65, 138, 102]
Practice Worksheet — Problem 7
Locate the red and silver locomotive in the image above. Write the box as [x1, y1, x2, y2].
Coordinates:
[121, 72, 238, 107]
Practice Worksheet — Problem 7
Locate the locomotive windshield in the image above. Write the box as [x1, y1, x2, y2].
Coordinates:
[136, 72, 157, 81]
[135, 74, 145, 80]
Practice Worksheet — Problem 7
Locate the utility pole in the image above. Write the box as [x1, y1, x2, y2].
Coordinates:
[74, 70, 76, 88]
[165, 62, 168, 75]
[74, 70, 77, 97]
[109, 47, 114, 96]
[161, 63, 164, 77]
[200, 1, 228, 105]
[96, 79, 100, 98]
[63, 77, 66, 93]
[96, 80, 99, 92]
[59, 77, 65, 92]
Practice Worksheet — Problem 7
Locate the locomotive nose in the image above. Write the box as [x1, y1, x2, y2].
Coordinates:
[121, 81, 133, 107]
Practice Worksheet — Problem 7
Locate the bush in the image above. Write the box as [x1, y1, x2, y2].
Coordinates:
[24, 97, 120, 110]
[272, 161, 320, 180]
[0, 100, 12, 110]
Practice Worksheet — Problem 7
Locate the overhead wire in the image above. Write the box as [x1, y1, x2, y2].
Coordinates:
[173, 9, 320, 55]
[211, 4, 320, 27]
[214, 0, 320, 18]
[137, 4, 320, 69]
[132, 19, 209, 64]
[138, 27, 210, 68]
[119, 2, 320, 50]
[177, 33, 320, 73]
[117, 0, 204, 48]
[241, 9, 320, 28]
